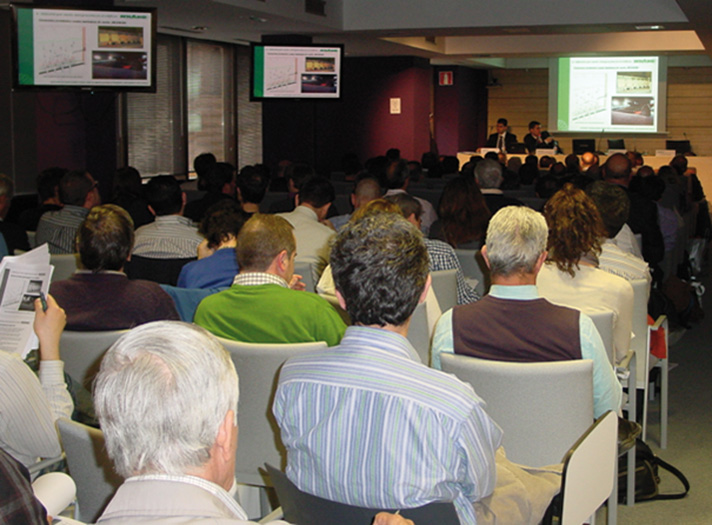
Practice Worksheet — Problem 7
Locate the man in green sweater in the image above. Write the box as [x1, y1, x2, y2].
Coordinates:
[195, 214, 346, 345]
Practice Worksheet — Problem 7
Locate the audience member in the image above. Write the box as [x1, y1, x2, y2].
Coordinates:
[132, 175, 203, 259]
[93, 321, 291, 525]
[274, 212, 503, 525]
[534, 175, 558, 201]
[36, 170, 101, 254]
[518, 155, 539, 185]
[277, 176, 336, 281]
[475, 159, 522, 215]
[441, 155, 461, 178]
[268, 162, 315, 213]
[0, 174, 31, 255]
[603, 153, 664, 271]
[185, 162, 237, 223]
[580, 152, 599, 174]
[18, 167, 65, 232]
[193, 152, 217, 192]
[384, 159, 437, 234]
[0, 294, 72, 467]
[536, 184, 634, 362]
[431, 206, 621, 418]
[177, 201, 246, 289]
[0, 448, 48, 523]
[328, 176, 382, 231]
[431, 175, 490, 250]
[110, 166, 153, 229]
[389, 192, 479, 304]
[586, 181, 651, 283]
[195, 214, 345, 345]
[51, 205, 179, 330]
[236, 165, 270, 217]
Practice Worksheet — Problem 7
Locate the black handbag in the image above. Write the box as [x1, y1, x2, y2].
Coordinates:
[618, 438, 690, 503]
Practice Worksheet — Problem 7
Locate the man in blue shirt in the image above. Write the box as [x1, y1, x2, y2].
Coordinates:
[274, 212, 502, 525]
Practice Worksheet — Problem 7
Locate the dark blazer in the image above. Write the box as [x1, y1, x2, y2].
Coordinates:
[0, 220, 30, 254]
[485, 132, 518, 152]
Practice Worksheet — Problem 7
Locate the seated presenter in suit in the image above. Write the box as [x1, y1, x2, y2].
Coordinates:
[485, 118, 518, 152]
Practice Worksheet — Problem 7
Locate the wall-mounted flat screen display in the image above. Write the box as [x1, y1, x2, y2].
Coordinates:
[12, 4, 157, 91]
[251, 44, 343, 100]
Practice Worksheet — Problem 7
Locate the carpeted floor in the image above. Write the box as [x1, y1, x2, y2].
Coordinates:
[615, 270, 710, 523]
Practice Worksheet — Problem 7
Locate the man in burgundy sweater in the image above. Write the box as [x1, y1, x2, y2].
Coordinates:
[50, 204, 179, 331]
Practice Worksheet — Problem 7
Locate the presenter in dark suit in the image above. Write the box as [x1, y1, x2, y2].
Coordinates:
[485, 118, 518, 152]
[524, 120, 560, 154]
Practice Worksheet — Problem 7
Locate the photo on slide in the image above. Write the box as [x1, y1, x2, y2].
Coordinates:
[611, 96, 654, 126]
[616, 71, 652, 94]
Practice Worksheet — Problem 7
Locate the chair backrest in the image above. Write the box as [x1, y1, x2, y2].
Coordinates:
[587, 309, 615, 365]
[630, 278, 651, 387]
[430, 269, 458, 313]
[266, 464, 459, 525]
[294, 258, 317, 293]
[559, 411, 617, 525]
[440, 354, 593, 467]
[405, 301, 430, 365]
[124, 255, 196, 286]
[27, 230, 37, 249]
[50, 253, 79, 282]
[218, 337, 328, 486]
[454, 249, 486, 297]
[59, 330, 128, 390]
[57, 418, 122, 523]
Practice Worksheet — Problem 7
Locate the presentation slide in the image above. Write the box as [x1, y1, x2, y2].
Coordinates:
[16, 7, 153, 88]
[252, 45, 342, 99]
[555, 57, 662, 133]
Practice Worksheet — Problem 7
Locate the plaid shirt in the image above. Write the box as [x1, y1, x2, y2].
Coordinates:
[0, 448, 47, 524]
[424, 239, 480, 304]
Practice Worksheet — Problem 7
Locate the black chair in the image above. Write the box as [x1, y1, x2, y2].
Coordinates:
[266, 464, 459, 525]
[607, 138, 625, 150]
[124, 255, 196, 286]
[572, 139, 595, 155]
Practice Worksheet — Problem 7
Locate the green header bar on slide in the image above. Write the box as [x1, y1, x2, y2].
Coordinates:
[17, 8, 35, 85]
[253, 46, 265, 97]
[557, 57, 570, 131]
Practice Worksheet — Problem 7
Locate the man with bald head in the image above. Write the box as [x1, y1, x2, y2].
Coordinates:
[328, 177, 383, 230]
[603, 153, 664, 273]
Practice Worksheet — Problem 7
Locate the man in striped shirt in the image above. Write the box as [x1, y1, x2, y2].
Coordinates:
[36, 170, 101, 254]
[132, 175, 203, 259]
[274, 212, 502, 524]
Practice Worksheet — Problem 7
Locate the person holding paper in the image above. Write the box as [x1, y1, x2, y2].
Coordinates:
[0, 294, 73, 467]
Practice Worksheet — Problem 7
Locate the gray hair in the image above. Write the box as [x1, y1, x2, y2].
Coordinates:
[94, 321, 239, 479]
[485, 206, 547, 276]
[475, 159, 503, 189]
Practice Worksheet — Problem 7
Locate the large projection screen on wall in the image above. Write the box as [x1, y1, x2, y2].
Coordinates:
[549, 56, 667, 134]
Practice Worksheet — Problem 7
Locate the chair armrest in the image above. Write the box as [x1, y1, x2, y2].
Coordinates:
[650, 314, 667, 331]
[258, 507, 284, 523]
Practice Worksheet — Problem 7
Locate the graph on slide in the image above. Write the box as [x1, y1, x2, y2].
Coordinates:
[265, 58, 298, 92]
[36, 25, 86, 76]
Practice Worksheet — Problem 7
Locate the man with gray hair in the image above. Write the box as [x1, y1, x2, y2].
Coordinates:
[93, 321, 407, 525]
[474, 159, 522, 216]
[93, 321, 290, 524]
[432, 206, 621, 419]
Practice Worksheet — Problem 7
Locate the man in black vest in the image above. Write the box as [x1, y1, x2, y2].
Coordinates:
[431, 205, 621, 419]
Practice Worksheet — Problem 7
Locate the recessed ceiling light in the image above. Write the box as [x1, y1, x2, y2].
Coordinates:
[192, 26, 208, 32]
[635, 25, 664, 30]
[249, 15, 268, 23]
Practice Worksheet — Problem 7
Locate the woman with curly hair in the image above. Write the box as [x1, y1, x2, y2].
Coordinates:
[430, 176, 491, 249]
[536, 183, 634, 362]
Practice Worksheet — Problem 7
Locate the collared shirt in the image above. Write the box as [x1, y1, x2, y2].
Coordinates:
[132, 215, 203, 259]
[0, 351, 74, 466]
[613, 224, 644, 259]
[232, 272, 287, 288]
[424, 239, 479, 304]
[277, 206, 335, 282]
[599, 239, 651, 283]
[35, 205, 89, 254]
[0, 448, 47, 524]
[274, 325, 502, 525]
[432, 285, 622, 418]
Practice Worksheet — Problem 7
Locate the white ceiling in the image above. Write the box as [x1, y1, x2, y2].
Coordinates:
[115, 0, 712, 67]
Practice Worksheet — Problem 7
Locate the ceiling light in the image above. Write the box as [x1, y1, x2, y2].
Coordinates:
[192, 26, 208, 32]
[635, 25, 664, 30]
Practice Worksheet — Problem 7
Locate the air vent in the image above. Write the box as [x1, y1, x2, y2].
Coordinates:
[305, 0, 326, 16]
[160, 25, 207, 34]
